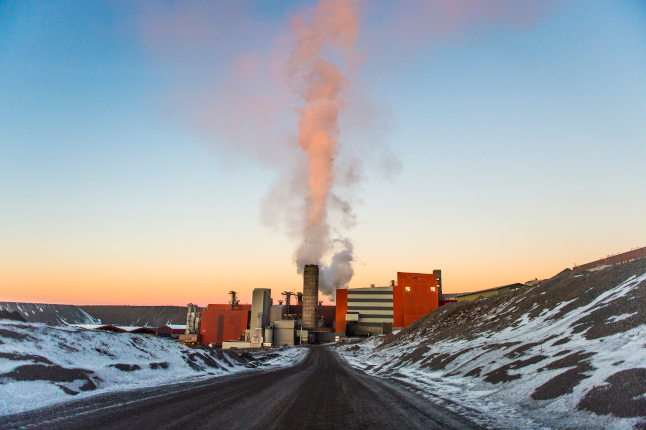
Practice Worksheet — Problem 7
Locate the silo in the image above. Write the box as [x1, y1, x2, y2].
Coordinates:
[302, 264, 319, 330]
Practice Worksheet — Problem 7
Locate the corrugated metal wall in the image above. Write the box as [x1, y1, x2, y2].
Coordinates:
[397, 272, 439, 328]
[200, 309, 249, 345]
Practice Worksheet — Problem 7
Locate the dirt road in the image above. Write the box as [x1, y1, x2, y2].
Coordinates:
[1, 347, 484, 430]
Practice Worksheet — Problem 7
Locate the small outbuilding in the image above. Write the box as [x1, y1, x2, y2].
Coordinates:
[156, 324, 187, 338]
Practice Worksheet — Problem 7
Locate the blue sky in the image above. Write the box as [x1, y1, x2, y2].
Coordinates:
[1, 0, 644, 305]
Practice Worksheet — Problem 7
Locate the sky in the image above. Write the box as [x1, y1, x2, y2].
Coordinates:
[1, 0, 645, 306]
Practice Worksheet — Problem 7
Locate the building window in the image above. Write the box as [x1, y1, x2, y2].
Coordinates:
[430, 287, 435, 291]
[405, 287, 410, 291]
[412, 277, 418, 280]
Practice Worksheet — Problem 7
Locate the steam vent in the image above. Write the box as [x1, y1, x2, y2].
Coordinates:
[302, 264, 319, 330]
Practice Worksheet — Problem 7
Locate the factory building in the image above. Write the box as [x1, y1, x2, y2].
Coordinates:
[199, 308, 249, 345]
[335, 271, 440, 337]
[184, 266, 445, 346]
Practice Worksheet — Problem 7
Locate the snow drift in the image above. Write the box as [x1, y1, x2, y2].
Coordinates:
[337, 258, 646, 430]
[0, 322, 306, 416]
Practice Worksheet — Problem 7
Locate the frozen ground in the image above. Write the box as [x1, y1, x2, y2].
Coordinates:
[336, 259, 646, 430]
[0, 321, 306, 416]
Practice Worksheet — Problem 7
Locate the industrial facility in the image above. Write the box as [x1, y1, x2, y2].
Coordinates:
[170, 266, 449, 348]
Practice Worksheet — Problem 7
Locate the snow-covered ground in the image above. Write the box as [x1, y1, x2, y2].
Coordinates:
[336, 260, 646, 430]
[0, 321, 306, 416]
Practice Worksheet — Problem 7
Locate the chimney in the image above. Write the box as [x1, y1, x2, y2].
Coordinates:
[302, 265, 319, 330]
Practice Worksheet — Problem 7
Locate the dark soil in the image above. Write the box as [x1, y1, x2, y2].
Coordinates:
[0, 327, 36, 342]
[539, 351, 595, 371]
[185, 351, 225, 371]
[464, 367, 482, 378]
[419, 349, 473, 371]
[0, 310, 26, 322]
[0, 352, 52, 365]
[149, 362, 169, 370]
[531, 353, 596, 400]
[0, 364, 99, 393]
[111, 364, 141, 372]
[551, 337, 571, 346]
[483, 356, 547, 384]
[577, 368, 646, 418]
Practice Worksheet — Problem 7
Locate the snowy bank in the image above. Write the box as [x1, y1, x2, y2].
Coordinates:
[0, 322, 306, 416]
[337, 258, 646, 430]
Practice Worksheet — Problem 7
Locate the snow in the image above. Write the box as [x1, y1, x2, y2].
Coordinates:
[607, 313, 637, 323]
[336, 272, 646, 430]
[113, 326, 151, 331]
[0, 321, 307, 416]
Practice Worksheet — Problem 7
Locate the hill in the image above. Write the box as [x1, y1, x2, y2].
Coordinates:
[0, 321, 305, 416]
[338, 258, 646, 429]
[80, 306, 189, 327]
[0, 303, 98, 325]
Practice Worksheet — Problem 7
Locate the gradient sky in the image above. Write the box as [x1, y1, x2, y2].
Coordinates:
[1, 1, 645, 306]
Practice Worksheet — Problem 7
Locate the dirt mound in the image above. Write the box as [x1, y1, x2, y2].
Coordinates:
[0, 303, 98, 325]
[80, 306, 189, 327]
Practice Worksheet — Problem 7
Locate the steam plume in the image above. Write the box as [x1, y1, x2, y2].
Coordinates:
[289, 0, 362, 299]
[135, 0, 558, 301]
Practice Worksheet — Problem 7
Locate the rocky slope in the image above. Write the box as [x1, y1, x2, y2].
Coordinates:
[80, 305, 189, 327]
[0, 303, 98, 325]
[338, 258, 646, 430]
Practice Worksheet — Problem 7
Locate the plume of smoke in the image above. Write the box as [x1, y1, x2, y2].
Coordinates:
[134, 0, 559, 301]
[319, 239, 354, 298]
[288, 0, 363, 298]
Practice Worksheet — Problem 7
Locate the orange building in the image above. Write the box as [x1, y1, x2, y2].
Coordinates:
[199, 309, 249, 345]
[394, 272, 439, 328]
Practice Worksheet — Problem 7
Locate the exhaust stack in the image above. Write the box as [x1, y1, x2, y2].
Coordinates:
[302, 265, 319, 330]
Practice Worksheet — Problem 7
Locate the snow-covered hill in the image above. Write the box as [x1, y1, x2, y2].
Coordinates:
[0, 302, 99, 325]
[0, 303, 192, 327]
[337, 258, 646, 430]
[0, 321, 306, 416]
[80, 305, 190, 327]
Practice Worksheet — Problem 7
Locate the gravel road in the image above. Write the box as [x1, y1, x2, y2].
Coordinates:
[1, 346, 484, 430]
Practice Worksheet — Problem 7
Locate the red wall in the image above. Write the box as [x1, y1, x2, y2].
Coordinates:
[207, 304, 252, 310]
[396, 272, 438, 328]
[318, 305, 336, 328]
[200, 309, 249, 345]
[439, 299, 457, 307]
[335, 289, 347, 334]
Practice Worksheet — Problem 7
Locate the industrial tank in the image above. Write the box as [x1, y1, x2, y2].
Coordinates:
[302, 265, 319, 330]
[264, 327, 273, 345]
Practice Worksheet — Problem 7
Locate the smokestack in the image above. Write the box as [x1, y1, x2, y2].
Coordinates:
[302, 264, 319, 330]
